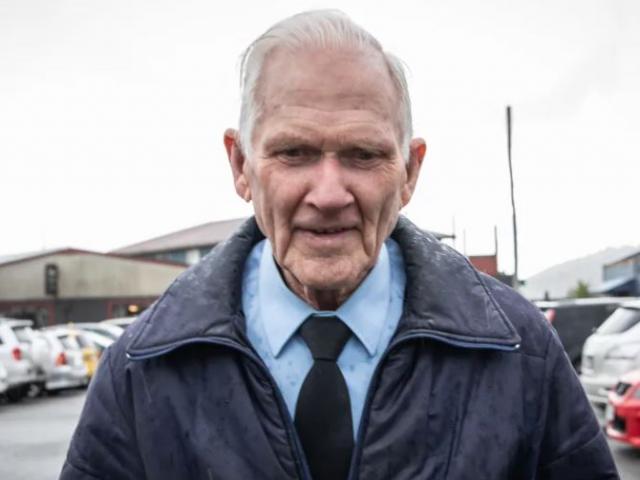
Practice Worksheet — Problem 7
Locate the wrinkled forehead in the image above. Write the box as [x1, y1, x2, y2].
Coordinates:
[255, 46, 402, 126]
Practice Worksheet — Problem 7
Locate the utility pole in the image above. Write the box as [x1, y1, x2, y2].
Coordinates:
[452, 216, 456, 249]
[506, 106, 519, 289]
[463, 229, 467, 255]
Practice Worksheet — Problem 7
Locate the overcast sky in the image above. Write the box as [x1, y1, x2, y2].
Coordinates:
[1, 0, 638, 278]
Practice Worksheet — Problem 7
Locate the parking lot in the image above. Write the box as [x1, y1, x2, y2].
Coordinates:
[0, 390, 85, 480]
[612, 444, 640, 480]
[594, 407, 640, 479]
[1, 389, 639, 479]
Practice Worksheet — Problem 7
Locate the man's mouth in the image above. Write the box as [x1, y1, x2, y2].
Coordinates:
[308, 227, 352, 235]
[297, 226, 356, 245]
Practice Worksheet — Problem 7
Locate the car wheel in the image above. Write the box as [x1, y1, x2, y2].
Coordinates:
[6, 388, 25, 403]
[572, 358, 582, 374]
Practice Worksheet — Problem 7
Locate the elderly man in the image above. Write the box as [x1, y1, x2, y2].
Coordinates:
[61, 10, 618, 480]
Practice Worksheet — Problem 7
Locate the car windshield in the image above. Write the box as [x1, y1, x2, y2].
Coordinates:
[12, 326, 32, 343]
[59, 334, 81, 350]
[75, 334, 94, 348]
[80, 327, 119, 340]
[597, 307, 640, 334]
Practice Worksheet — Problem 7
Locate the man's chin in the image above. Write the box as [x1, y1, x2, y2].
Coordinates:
[297, 276, 355, 294]
[284, 258, 369, 296]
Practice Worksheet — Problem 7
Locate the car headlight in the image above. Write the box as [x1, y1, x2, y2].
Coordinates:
[605, 343, 640, 360]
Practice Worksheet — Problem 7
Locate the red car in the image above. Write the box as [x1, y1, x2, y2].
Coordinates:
[606, 369, 640, 448]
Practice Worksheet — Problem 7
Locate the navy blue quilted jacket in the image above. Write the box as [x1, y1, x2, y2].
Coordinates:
[60, 217, 619, 479]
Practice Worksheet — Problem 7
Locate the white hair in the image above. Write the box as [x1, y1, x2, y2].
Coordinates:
[237, 9, 413, 159]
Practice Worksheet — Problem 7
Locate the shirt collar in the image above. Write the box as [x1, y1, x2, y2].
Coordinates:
[258, 240, 392, 358]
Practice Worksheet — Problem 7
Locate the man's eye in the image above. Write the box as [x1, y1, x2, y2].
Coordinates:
[277, 147, 315, 160]
[355, 150, 375, 161]
[346, 149, 378, 162]
[282, 148, 303, 157]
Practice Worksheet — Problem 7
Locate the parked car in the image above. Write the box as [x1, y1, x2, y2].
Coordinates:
[45, 327, 103, 378]
[101, 316, 137, 331]
[0, 361, 8, 396]
[75, 329, 114, 357]
[581, 299, 640, 407]
[606, 369, 640, 448]
[73, 322, 124, 341]
[0, 318, 37, 402]
[6, 318, 50, 394]
[535, 297, 630, 371]
[38, 330, 90, 392]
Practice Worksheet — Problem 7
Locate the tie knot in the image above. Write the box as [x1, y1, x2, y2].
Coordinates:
[298, 316, 351, 361]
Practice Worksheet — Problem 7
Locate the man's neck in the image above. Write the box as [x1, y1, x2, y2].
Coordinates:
[279, 267, 365, 311]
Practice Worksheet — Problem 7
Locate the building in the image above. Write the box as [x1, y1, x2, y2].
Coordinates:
[113, 217, 457, 267]
[595, 250, 640, 296]
[0, 249, 186, 326]
[0, 218, 466, 328]
[519, 246, 639, 301]
[111, 218, 247, 265]
[468, 255, 498, 277]
[467, 254, 515, 286]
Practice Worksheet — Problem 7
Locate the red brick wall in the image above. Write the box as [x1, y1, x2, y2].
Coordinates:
[468, 255, 498, 277]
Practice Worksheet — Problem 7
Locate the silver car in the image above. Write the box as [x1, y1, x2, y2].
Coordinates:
[581, 300, 640, 407]
[39, 330, 89, 392]
[73, 322, 125, 341]
[44, 326, 102, 379]
[0, 318, 37, 402]
[6, 320, 91, 394]
[101, 316, 136, 331]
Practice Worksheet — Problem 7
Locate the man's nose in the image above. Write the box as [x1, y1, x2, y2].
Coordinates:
[305, 155, 354, 211]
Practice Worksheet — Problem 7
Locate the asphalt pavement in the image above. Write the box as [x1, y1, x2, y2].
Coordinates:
[611, 442, 640, 480]
[1, 390, 639, 479]
[593, 405, 640, 480]
[0, 390, 85, 480]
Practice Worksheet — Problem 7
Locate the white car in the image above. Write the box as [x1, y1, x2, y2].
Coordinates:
[45, 325, 110, 367]
[0, 361, 8, 395]
[7, 319, 50, 394]
[581, 300, 640, 407]
[0, 318, 37, 402]
[73, 329, 114, 356]
[39, 330, 89, 392]
[101, 316, 137, 331]
[74, 322, 124, 341]
[6, 318, 89, 394]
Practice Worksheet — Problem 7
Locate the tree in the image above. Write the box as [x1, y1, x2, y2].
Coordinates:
[568, 280, 591, 299]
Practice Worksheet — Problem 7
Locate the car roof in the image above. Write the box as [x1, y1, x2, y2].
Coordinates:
[102, 316, 136, 325]
[620, 299, 640, 309]
[1, 318, 35, 328]
[45, 325, 113, 342]
[534, 297, 638, 308]
[74, 322, 121, 331]
[43, 326, 83, 336]
[620, 369, 640, 384]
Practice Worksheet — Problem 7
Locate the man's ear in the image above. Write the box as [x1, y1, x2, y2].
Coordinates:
[401, 138, 427, 207]
[224, 128, 252, 202]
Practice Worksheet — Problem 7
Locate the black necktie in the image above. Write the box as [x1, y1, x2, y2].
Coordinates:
[294, 315, 354, 480]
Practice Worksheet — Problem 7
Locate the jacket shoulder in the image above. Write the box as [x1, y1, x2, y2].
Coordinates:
[105, 311, 150, 376]
[479, 273, 554, 358]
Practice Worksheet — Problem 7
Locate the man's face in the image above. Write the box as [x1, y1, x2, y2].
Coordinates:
[226, 47, 425, 305]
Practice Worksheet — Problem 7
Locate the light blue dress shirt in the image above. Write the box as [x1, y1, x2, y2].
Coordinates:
[242, 238, 406, 437]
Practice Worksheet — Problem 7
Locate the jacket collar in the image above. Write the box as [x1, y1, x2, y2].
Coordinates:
[126, 216, 521, 358]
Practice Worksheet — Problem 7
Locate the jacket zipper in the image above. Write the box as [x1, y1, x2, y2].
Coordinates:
[347, 331, 519, 480]
[128, 331, 519, 480]
[128, 337, 313, 480]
